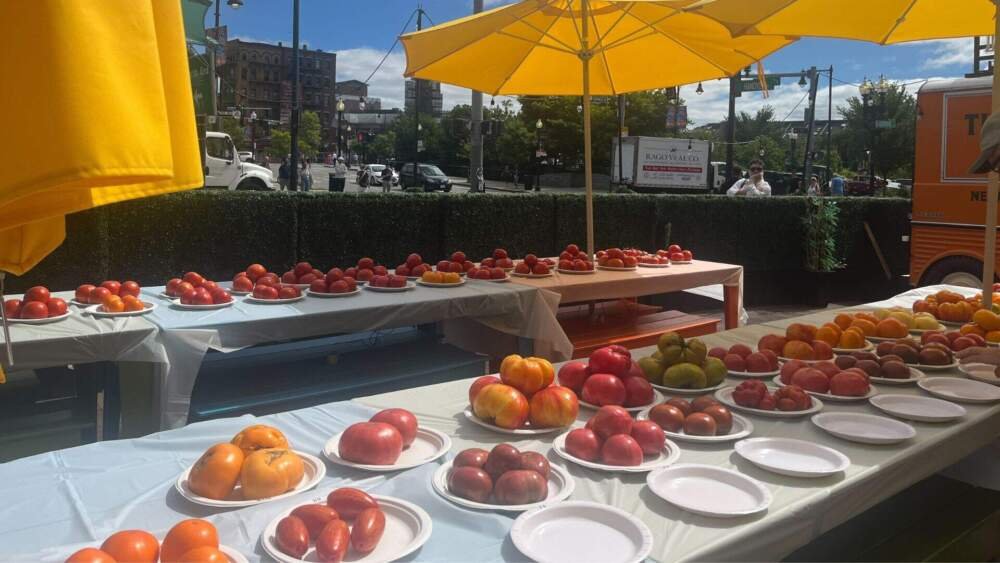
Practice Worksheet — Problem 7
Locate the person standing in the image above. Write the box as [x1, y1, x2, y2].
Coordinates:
[830, 172, 845, 196]
[358, 165, 370, 192]
[476, 167, 485, 193]
[277, 157, 289, 191]
[380, 165, 393, 193]
[333, 157, 347, 192]
[726, 159, 771, 196]
[806, 174, 822, 196]
[300, 158, 312, 191]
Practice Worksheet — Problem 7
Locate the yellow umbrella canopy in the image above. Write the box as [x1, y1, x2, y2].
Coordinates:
[0, 0, 203, 275]
[402, 0, 794, 258]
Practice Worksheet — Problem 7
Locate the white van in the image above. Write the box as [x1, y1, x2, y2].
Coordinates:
[204, 132, 275, 190]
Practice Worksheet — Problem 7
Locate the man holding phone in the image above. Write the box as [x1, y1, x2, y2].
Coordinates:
[726, 159, 771, 196]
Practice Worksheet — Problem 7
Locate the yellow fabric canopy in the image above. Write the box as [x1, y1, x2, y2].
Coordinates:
[0, 0, 203, 275]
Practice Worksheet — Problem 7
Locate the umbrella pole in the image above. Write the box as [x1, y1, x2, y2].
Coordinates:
[984, 9, 1000, 304]
[581, 0, 595, 260]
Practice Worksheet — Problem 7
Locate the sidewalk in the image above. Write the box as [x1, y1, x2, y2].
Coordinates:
[450, 176, 587, 194]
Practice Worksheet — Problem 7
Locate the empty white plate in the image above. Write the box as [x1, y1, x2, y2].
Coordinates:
[810, 412, 916, 445]
[735, 437, 850, 478]
[432, 459, 574, 512]
[869, 394, 966, 422]
[510, 501, 653, 563]
[646, 464, 771, 518]
[323, 427, 451, 471]
[959, 363, 1000, 386]
[918, 377, 1000, 403]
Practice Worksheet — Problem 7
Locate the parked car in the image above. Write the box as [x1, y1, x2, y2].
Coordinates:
[238, 151, 254, 163]
[845, 174, 888, 196]
[357, 164, 399, 187]
[399, 163, 453, 192]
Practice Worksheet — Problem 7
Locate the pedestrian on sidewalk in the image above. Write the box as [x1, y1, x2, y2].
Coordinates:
[333, 157, 347, 192]
[301, 158, 313, 191]
[476, 167, 485, 193]
[830, 173, 845, 196]
[358, 164, 370, 192]
[806, 174, 821, 196]
[278, 157, 289, 191]
[380, 165, 393, 193]
[726, 159, 771, 196]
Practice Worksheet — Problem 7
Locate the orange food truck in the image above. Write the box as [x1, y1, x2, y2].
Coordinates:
[911, 75, 994, 287]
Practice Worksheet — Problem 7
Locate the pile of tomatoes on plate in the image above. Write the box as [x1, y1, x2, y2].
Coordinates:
[65, 518, 225, 563]
[3, 286, 67, 319]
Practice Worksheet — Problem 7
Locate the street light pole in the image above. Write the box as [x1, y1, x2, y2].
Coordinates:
[412, 7, 423, 188]
[469, 0, 484, 189]
[336, 99, 345, 158]
[535, 118, 543, 192]
[289, 0, 300, 191]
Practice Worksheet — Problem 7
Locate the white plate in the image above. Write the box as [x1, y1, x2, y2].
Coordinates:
[511, 271, 554, 278]
[735, 437, 850, 478]
[777, 356, 825, 365]
[510, 501, 652, 563]
[470, 275, 511, 282]
[636, 262, 671, 268]
[832, 340, 875, 354]
[85, 302, 157, 317]
[959, 363, 1000, 385]
[870, 366, 926, 385]
[172, 299, 236, 310]
[323, 427, 451, 471]
[288, 283, 312, 289]
[69, 298, 91, 307]
[714, 387, 824, 418]
[596, 265, 637, 272]
[650, 381, 727, 396]
[903, 361, 959, 372]
[462, 407, 567, 435]
[637, 408, 754, 443]
[244, 294, 305, 304]
[6, 310, 73, 324]
[910, 325, 946, 334]
[869, 394, 966, 422]
[176, 450, 325, 507]
[918, 376, 1000, 403]
[939, 320, 966, 328]
[670, 260, 693, 265]
[579, 389, 664, 412]
[552, 430, 680, 473]
[432, 459, 574, 512]
[556, 268, 596, 275]
[261, 494, 432, 563]
[364, 282, 417, 292]
[646, 464, 771, 517]
[771, 375, 878, 402]
[728, 367, 780, 379]
[810, 412, 916, 445]
[305, 288, 361, 298]
[416, 278, 466, 288]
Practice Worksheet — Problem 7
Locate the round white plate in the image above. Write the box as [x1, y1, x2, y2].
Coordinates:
[158, 291, 175, 300]
[556, 268, 596, 275]
[323, 427, 451, 471]
[7, 310, 73, 324]
[552, 430, 680, 473]
[714, 387, 824, 418]
[728, 367, 780, 379]
[637, 408, 754, 443]
[939, 320, 966, 328]
[670, 260, 693, 265]
[918, 376, 1000, 403]
[579, 389, 664, 412]
[832, 341, 875, 354]
[172, 299, 236, 310]
[959, 363, 1000, 385]
[244, 294, 304, 304]
[810, 412, 916, 445]
[228, 289, 251, 296]
[68, 542, 246, 563]
[416, 278, 466, 288]
[646, 464, 771, 517]
[511, 271, 554, 278]
[85, 302, 157, 317]
[176, 450, 325, 507]
[735, 437, 850, 478]
[903, 361, 959, 372]
[636, 262, 671, 268]
[777, 356, 825, 365]
[651, 381, 727, 396]
[287, 283, 312, 290]
[910, 325, 946, 334]
[771, 375, 878, 402]
[510, 501, 652, 563]
[69, 298, 91, 307]
[432, 460, 574, 512]
[462, 407, 566, 435]
[869, 394, 966, 422]
[261, 494, 432, 563]
[364, 282, 417, 292]
[472, 275, 511, 282]
[597, 265, 637, 272]
[870, 367, 926, 385]
[305, 288, 361, 298]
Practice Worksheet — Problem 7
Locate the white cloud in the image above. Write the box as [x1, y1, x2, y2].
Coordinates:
[917, 38, 974, 70]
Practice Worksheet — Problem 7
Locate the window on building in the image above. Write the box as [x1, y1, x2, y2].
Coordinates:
[250, 52, 257, 62]
[241, 52, 247, 61]
[241, 67, 248, 79]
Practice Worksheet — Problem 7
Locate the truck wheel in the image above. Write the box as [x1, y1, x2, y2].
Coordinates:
[921, 256, 993, 288]
[236, 178, 268, 191]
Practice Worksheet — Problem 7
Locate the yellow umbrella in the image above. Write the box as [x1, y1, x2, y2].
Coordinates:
[0, 0, 203, 376]
[689, 0, 999, 299]
[401, 0, 794, 257]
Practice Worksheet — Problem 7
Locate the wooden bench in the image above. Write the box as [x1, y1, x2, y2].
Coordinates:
[558, 300, 719, 359]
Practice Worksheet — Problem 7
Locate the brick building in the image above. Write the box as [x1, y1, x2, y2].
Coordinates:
[335, 80, 381, 113]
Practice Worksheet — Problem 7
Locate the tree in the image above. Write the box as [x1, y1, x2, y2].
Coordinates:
[269, 130, 290, 158]
[367, 131, 396, 163]
[834, 83, 916, 178]
[495, 119, 535, 170]
[734, 135, 786, 172]
[219, 116, 246, 149]
[298, 111, 322, 156]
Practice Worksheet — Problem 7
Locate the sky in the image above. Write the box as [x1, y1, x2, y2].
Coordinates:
[213, 0, 980, 126]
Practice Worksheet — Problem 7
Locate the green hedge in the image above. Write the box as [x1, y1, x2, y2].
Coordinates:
[4, 191, 911, 292]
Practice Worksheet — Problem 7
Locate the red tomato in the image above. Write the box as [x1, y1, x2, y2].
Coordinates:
[275, 515, 310, 558]
[100, 529, 159, 563]
[493, 470, 548, 505]
[326, 488, 379, 520]
[232, 276, 254, 292]
[193, 290, 214, 306]
[369, 408, 418, 447]
[246, 264, 267, 281]
[253, 285, 279, 300]
[200, 281, 219, 293]
[210, 288, 232, 304]
[183, 272, 205, 287]
[166, 278, 183, 295]
[316, 519, 350, 563]
[173, 282, 194, 298]
[350, 507, 385, 554]
[21, 301, 49, 319]
[338, 422, 402, 465]
[600, 434, 644, 466]
[278, 286, 300, 299]
[447, 466, 493, 502]
[65, 547, 116, 563]
[291, 504, 340, 538]
[25, 286, 50, 303]
[100, 281, 121, 296]
[4, 299, 22, 319]
[75, 284, 96, 303]
[47, 298, 68, 317]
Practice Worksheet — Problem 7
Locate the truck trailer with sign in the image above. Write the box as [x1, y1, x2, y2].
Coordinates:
[611, 136, 714, 192]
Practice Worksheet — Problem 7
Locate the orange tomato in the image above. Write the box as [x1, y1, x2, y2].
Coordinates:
[499, 354, 555, 397]
[188, 443, 244, 500]
[100, 530, 158, 563]
[65, 547, 116, 563]
[240, 449, 304, 500]
[961, 323, 986, 337]
[176, 546, 229, 563]
[122, 295, 145, 312]
[833, 313, 853, 331]
[160, 519, 219, 563]
[230, 425, 289, 456]
[102, 295, 125, 313]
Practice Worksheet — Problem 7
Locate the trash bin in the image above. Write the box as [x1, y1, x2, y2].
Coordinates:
[328, 174, 344, 192]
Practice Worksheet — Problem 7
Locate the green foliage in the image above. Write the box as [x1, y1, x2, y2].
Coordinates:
[495, 119, 535, 169]
[367, 131, 396, 163]
[219, 116, 246, 150]
[270, 130, 291, 158]
[802, 197, 841, 272]
[390, 112, 446, 165]
[298, 111, 322, 156]
[834, 83, 917, 178]
[734, 135, 787, 172]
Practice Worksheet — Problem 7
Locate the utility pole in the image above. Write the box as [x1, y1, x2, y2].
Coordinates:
[617, 94, 625, 189]
[469, 0, 484, 192]
[412, 7, 423, 188]
[826, 65, 833, 183]
[289, 0, 300, 191]
[212, 1, 221, 115]
[725, 74, 738, 187]
[801, 66, 820, 188]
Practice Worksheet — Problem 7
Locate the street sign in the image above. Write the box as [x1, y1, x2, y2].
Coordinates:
[187, 52, 213, 116]
[665, 105, 687, 129]
[875, 119, 895, 129]
[738, 76, 781, 92]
